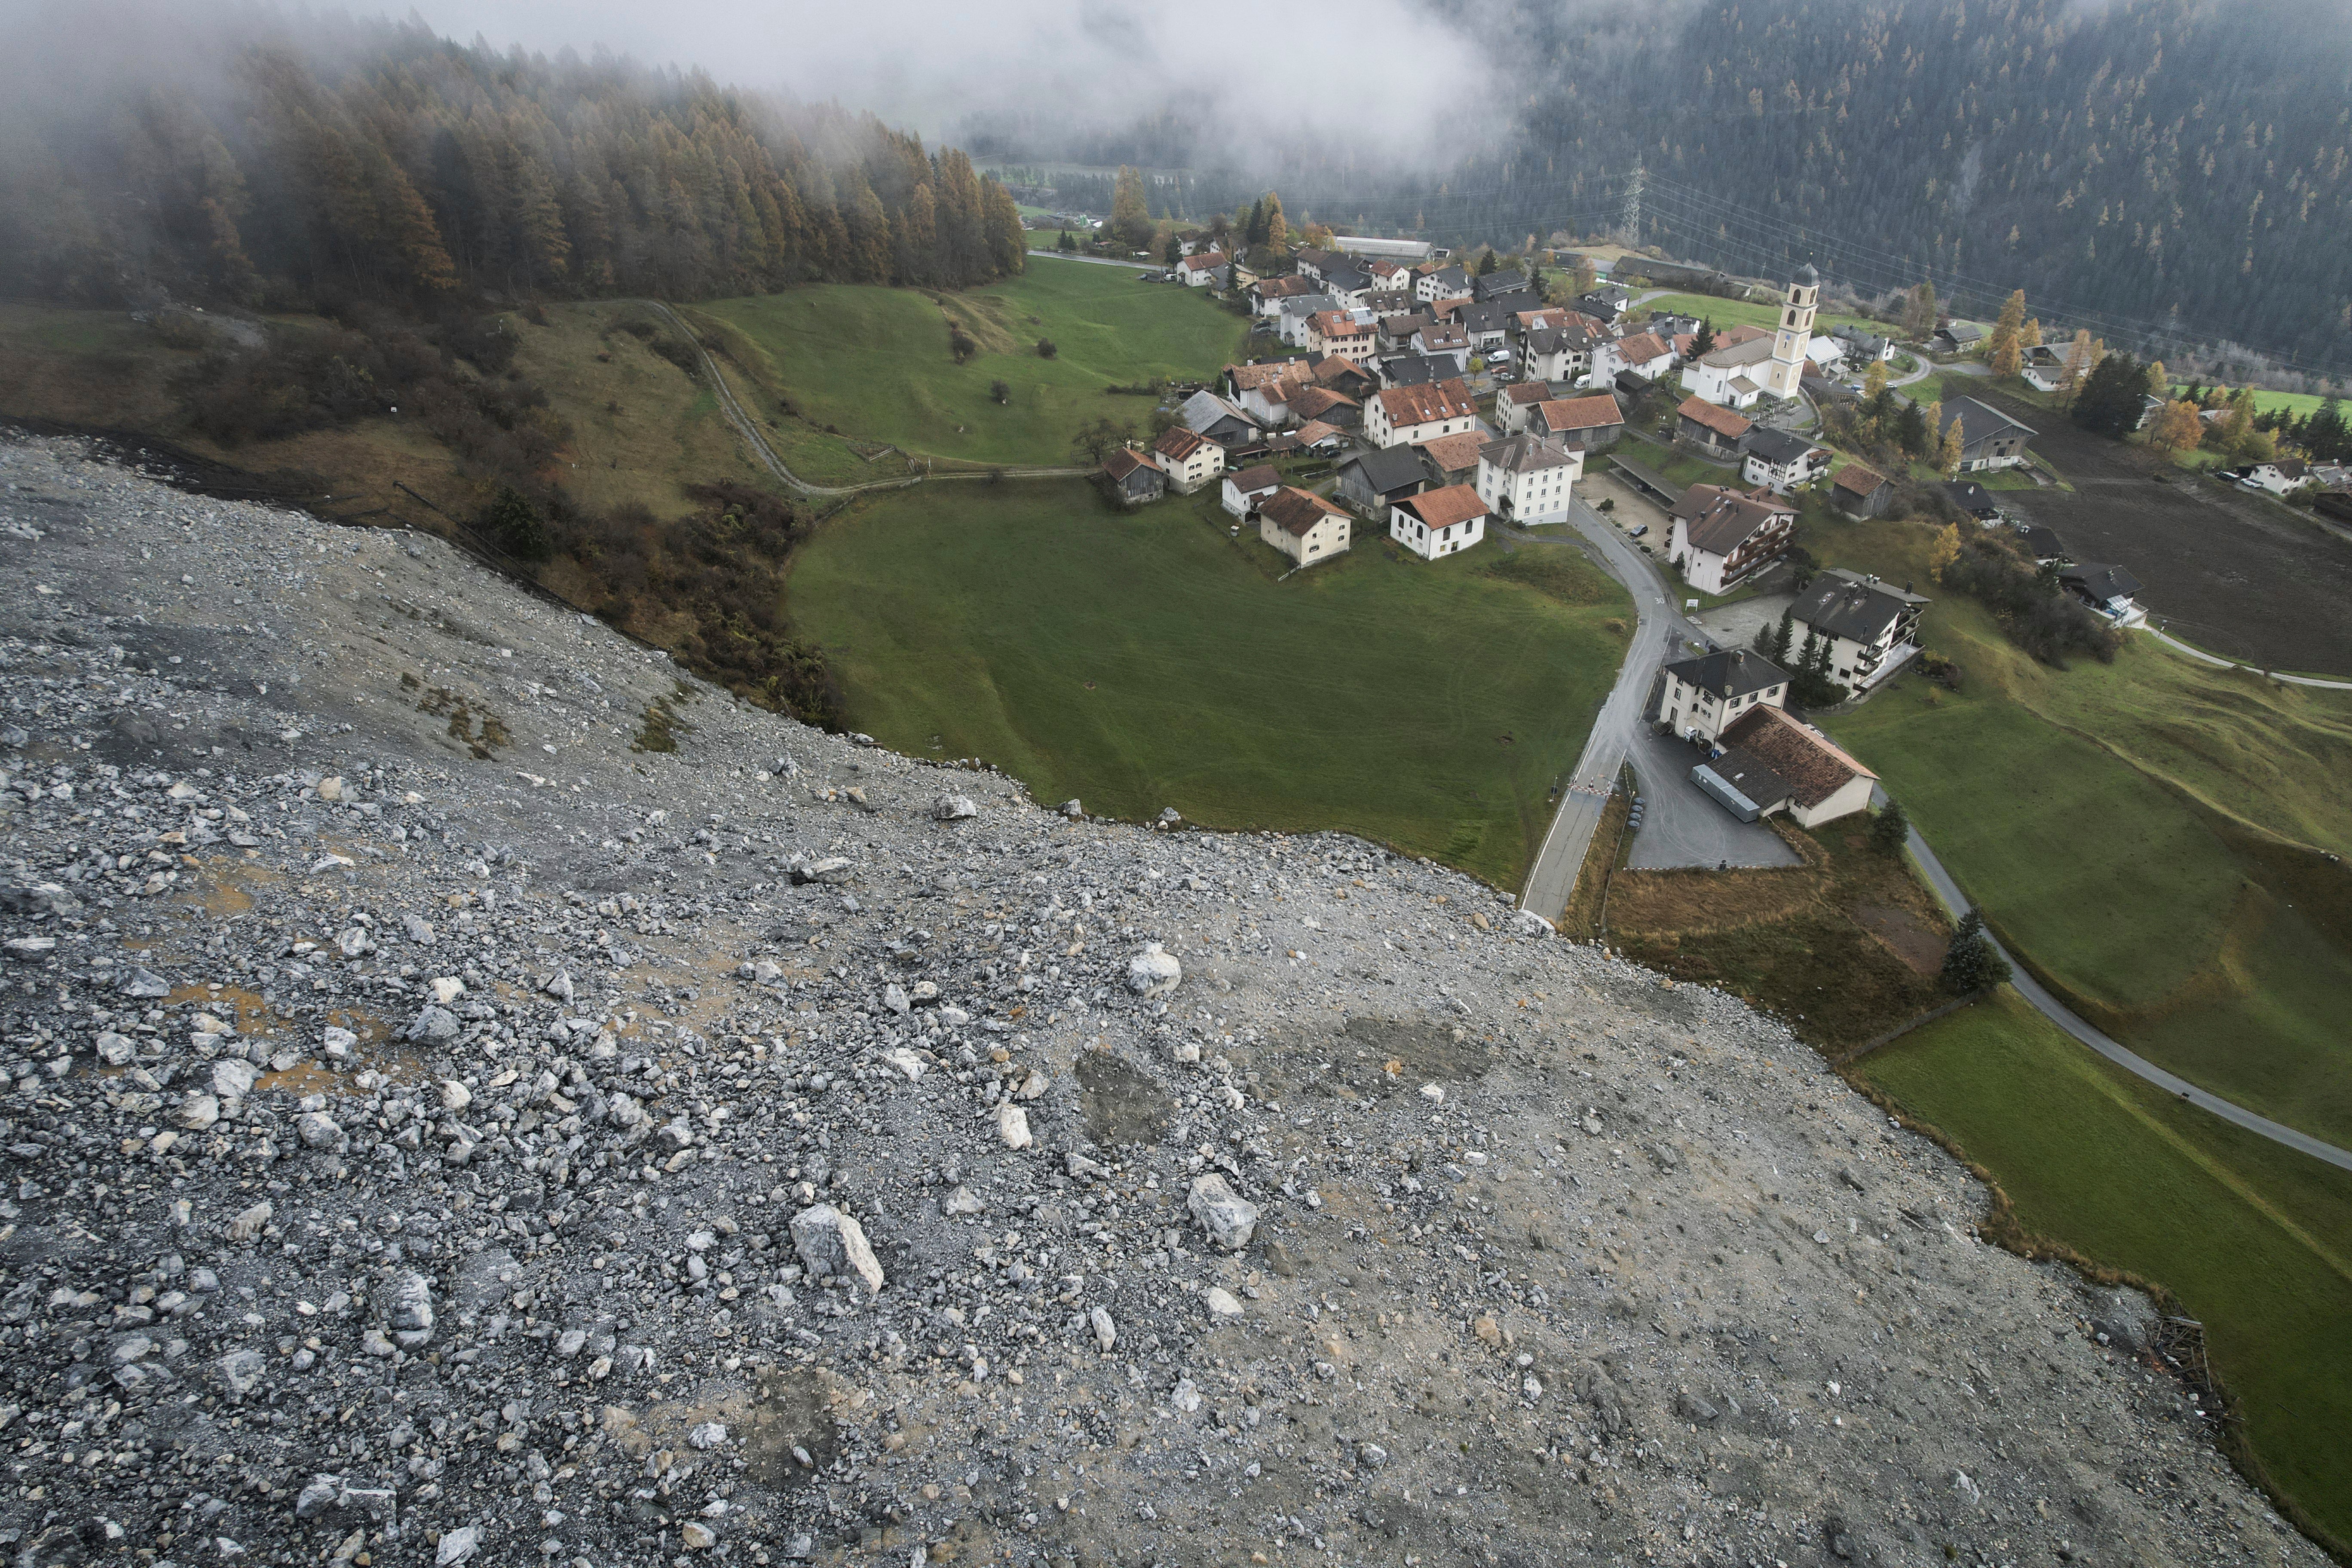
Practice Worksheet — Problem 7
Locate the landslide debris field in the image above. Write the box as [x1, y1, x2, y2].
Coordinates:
[0, 436, 2326, 1568]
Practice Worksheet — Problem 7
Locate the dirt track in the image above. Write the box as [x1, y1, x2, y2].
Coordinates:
[1982, 389, 2352, 671]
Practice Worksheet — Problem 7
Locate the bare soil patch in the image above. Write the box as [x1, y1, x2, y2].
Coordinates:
[1984, 389, 2352, 672]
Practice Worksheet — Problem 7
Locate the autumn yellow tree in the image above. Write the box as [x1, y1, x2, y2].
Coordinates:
[1936, 416, 1967, 478]
[1927, 523, 1962, 582]
[2057, 329, 2095, 399]
[1988, 288, 2027, 377]
[2148, 399, 2204, 456]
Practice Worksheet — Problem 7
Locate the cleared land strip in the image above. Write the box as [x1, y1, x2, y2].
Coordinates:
[1888, 788, 2352, 1173]
[2144, 625, 2352, 689]
[640, 299, 1088, 497]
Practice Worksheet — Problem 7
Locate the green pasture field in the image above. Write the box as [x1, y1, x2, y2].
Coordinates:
[785, 481, 1631, 890]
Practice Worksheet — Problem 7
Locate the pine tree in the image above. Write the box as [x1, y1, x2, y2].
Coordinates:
[1869, 799, 1908, 855]
[1939, 908, 2012, 994]
[1691, 318, 1716, 358]
[1243, 198, 1266, 248]
[1771, 610, 1794, 667]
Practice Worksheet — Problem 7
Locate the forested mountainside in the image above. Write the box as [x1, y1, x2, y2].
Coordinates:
[973, 0, 2352, 375]
[0, 16, 1028, 310]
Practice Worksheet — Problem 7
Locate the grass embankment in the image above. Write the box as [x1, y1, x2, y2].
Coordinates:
[1604, 820, 1950, 1053]
[2170, 384, 2337, 419]
[1809, 515, 2352, 1147]
[697, 256, 1247, 469]
[787, 482, 1631, 891]
[1855, 991, 2352, 1553]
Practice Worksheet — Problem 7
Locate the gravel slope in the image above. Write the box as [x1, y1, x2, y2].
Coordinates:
[0, 435, 2324, 1568]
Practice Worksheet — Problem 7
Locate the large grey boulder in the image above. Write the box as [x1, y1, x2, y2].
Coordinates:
[790, 1204, 885, 1296]
[1187, 1174, 1260, 1251]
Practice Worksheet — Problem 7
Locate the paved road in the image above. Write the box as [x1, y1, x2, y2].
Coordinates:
[1518, 503, 1794, 921]
[2144, 625, 2352, 690]
[1884, 784, 2352, 1173]
[1025, 250, 1158, 271]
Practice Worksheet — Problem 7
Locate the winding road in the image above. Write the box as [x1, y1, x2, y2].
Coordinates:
[1883, 786, 2352, 1173]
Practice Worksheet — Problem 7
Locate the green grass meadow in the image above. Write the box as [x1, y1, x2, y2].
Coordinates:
[1856, 991, 2352, 1551]
[1813, 516, 2352, 1147]
[695, 256, 1247, 469]
[785, 481, 1631, 890]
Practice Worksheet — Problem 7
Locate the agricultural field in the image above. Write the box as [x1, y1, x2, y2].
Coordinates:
[784, 481, 1630, 891]
[2171, 383, 2339, 418]
[1632, 291, 1883, 339]
[1856, 991, 2352, 1553]
[1809, 515, 2352, 1148]
[695, 255, 1248, 469]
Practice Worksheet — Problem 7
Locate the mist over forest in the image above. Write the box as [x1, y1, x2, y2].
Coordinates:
[2, 0, 2348, 377]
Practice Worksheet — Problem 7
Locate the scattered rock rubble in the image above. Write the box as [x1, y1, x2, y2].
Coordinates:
[0, 435, 2321, 1567]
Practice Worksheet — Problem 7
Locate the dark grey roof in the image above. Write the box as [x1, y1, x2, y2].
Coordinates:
[1665, 648, 1787, 702]
[1792, 262, 1819, 287]
[1791, 570, 1927, 645]
[1940, 396, 2034, 449]
[1339, 445, 1428, 495]
[1831, 324, 1891, 352]
[2062, 563, 2143, 602]
[1323, 266, 1372, 293]
[1937, 322, 1985, 343]
[1576, 289, 1630, 318]
[2016, 524, 2069, 560]
[1380, 353, 1459, 387]
[1743, 426, 1818, 465]
[1475, 269, 1528, 300]
[1456, 301, 1513, 335]
[1943, 481, 1999, 515]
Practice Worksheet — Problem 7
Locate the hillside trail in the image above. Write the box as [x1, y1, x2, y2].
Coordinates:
[638, 299, 1092, 499]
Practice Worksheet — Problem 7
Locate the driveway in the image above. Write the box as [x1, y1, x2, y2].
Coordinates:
[1625, 724, 1803, 871]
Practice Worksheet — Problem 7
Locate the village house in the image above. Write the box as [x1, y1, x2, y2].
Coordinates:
[1831, 464, 1892, 518]
[1335, 445, 1427, 514]
[1152, 426, 1227, 493]
[1179, 389, 1261, 450]
[1390, 484, 1490, 560]
[1937, 398, 2035, 472]
[1930, 322, 1985, 355]
[1220, 463, 1283, 518]
[1416, 430, 1489, 490]
[1943, 481, 2002, 521]
[1366, 378, 1480, 448]
[1377, 312, 1433, 354]
[1226, 361, 1311, 428]
[1741, 427, 1834, 494]
[1410, 321, 1472, 367]
[1319, 263, 1374, 303]
[1311, 357, 1379, 401]
[1787, 568, 1929, 692]
[1250, 275, 1318, 316]
[1473, 267, 1528, 301]
[1282, 419, 1346, 453]
[2015, 524, 2069, 564]
[1286, 384, 1360, 430]
[1377, 353, 1466, 390]
[1674, 395, 1753, 459]
[1276, 293, 1342, 346]
[1522, 318, 1605, 383]
[1668, 484, 1797, 594]
[1365, 257, 1414, 293]
[1592, 331, 1675, 385]
[1497, 382, 1554, 435]
[1574, 285, 1633, 320]
[1102, 447, 1167, 505]
[1475, 432, 1582, 526]
[2060, 564, 2147, 627]
[1415, 263, 1471, 303]
[1174, 251, 1227, 288]
[1305, 310, 1378, 362]
[2019, 343, 2072, 392]
[2242, 458, 2310, 495]
[1659, 649, 1788, 741]
[1256, 486, 1353, 568]
[1691, 706, 1878, 827]
[1526, 393, 1624, 451]
[1831, 324, 1895, 363]
[1449, 300, 1516, 351]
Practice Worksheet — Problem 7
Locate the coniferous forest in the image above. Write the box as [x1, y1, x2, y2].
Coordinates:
[0, 15, 1029, 312]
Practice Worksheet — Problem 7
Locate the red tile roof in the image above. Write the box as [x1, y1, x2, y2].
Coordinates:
[1396, 484, 1488, 530]
[1154, 426, 1213, 462]
[1718, 706, 1876, 808]
[1416, 431, 1488, 475]
[1677, 395, 1754, 441]
[1227, 464, 1281, 495]
[1614, 331, 1672, 364]
[1535, 395, 1623, 433]
[1831, 463, 1887, 497]
[1374, 379, 1477, 428]
[1228, 360, 1312, 391]
[1259, 487, 1349, 536]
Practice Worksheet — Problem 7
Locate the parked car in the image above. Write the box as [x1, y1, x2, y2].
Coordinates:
[1627, 522, 1649, 538]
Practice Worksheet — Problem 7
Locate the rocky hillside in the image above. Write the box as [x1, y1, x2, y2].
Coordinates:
[0, 435, 2322, 1568]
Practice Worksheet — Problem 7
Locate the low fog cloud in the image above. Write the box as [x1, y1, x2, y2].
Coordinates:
[404, 0, 1503, 170]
